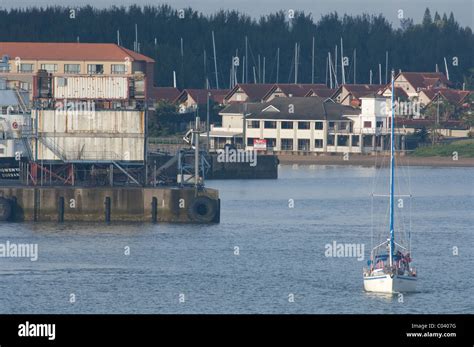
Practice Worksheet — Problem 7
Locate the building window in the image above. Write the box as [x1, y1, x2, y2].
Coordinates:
[298, 139, 310, 151]
[264, 121, 277, 129]
[18, 63, 33, 73]
[298, 121, 310, 130]
[376, 121, 384, 128]
[87, 64, 104, 74]
[315, 139, 324, 148]
[0, 148, 4, 154]
[352, 135, 360, 147]
[247, 120, 260, 129]
[337, 135, 349, 146]
[281, 139, 293, 151]
[363, 135, 373, 147]
[281, 121, 293, 129]
[57, 77, 67, 87]
[265, 138, 276, 149]
[315, 121, 324, 130]
[364, 121, 372, 128]
[247, 137, 256, 146]
[40, 64, 58, 73]
[64, 64, 80, 74]
[328, 121, 335, 130]
[20, 82, 30, 91]
[111, 64, 127, 74]
[339, 122, 349, 131]
[327, 135, 335, 146]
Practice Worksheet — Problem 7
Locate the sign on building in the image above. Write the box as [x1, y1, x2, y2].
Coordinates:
[253, 139, 267, 150]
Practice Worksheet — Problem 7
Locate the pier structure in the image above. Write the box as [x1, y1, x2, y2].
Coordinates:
[0, 44, 219, 223]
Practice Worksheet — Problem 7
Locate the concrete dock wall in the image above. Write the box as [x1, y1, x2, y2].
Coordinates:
[0, 186, 219, 223]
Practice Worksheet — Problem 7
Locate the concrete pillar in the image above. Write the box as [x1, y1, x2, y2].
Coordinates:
[276, 121, 281, 151]
[372, 135, 376, 152]
[293, 121, 298, 152]
[323, 121, 328, 153]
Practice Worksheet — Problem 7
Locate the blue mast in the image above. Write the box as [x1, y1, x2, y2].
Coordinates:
[389, 70, 395, 267]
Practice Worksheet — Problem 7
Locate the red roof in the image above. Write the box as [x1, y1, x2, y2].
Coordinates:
[421, 88, 471, 105]
[397, 72, 449, 90]
[380, 86, 410, 99]
[175, 89, 230, 105]
[263, 83, 328, 100]
[0, 42, 155, 62]
[333, 84, 383, 100]
[225, 83, 274, 102]
[151, 87, 181, 102]
[305, 88, 335, 98]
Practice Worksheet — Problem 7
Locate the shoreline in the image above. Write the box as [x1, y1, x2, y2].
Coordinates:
[276, 154, 474, 167]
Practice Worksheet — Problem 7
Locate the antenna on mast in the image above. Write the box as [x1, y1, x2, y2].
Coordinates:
[134, 24, 138, 52]
[353, 48, 356, 84]
[294, 42, 298, 84]
[276, 47, 280, 84]
[328, 52, 333, 89]
[245, 36, 248, 83]
[443, 57, 450, 80]
[378, 63, 382, 84]
[203, 49, 208, 89]
[325, 55, 329, 87]
[212, 31, 219, 89]
[180, 37, 184, 89]
[340, 38, 345, 85]
[311, 36, 315, 84]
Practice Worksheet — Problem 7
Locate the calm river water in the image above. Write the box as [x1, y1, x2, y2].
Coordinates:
[0, 165, 472, 313]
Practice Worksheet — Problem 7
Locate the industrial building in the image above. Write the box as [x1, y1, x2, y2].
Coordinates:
[0, 42, 157, 186]
[0, 42, 220, 223]
[0, 42, 155, 100]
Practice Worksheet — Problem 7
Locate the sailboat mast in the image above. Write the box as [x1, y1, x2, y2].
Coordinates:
[389, 69, 395, 267]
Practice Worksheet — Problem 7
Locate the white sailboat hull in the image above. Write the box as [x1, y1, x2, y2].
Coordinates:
[363, 274, 417, 293]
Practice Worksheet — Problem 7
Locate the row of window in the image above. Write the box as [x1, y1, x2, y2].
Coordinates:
[247, 121, 325, 130]
[247, 135, 361, 150]
[16, 63, 127, 74]
[364, 121, 385, 128]
[247, 120, 357, 130]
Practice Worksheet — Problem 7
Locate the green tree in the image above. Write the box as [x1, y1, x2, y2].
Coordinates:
[422, 8, 432, 26]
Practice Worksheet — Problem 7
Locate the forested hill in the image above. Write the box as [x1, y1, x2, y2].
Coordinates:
[0, 5, 472, 89]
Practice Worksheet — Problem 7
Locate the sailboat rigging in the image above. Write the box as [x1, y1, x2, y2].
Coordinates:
[363, 70, 418, 294]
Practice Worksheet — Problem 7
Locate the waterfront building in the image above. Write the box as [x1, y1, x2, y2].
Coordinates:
[207, 95, 399, 154]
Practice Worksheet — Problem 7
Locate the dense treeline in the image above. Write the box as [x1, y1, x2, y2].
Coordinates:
[0, 5, 472, 89]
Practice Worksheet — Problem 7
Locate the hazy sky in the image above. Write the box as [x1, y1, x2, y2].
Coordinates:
[2, 0, 473, 28]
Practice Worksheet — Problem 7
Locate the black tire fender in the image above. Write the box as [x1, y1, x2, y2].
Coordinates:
[188, 196, 217, 223]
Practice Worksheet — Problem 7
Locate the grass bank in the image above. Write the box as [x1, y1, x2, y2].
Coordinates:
[411, 139, 474, 157]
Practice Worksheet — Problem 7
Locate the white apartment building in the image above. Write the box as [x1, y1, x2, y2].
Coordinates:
[208, 96, 401, 154]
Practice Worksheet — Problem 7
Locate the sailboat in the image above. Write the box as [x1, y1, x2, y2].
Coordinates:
[363, 70, 417, 294]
